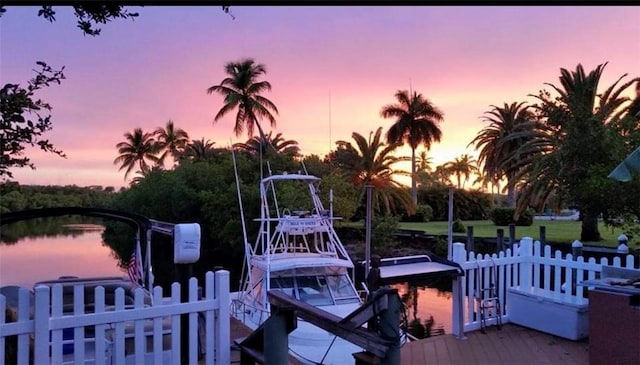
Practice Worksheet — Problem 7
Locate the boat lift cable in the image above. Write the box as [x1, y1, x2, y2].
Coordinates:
[231, 145, 251, 295]
[320, 335, 338, 364]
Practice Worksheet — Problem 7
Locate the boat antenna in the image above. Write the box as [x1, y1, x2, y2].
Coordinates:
[329, 88, 332, 151]
[266, 161, 280, 217]
[259, 138, 264, 181]
[231, 141, 252, 291]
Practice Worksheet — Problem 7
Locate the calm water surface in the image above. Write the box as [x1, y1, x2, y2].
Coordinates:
[0, 227, 125, 288]
[1, 225, 453, 336]
[391, 280, 452, 336]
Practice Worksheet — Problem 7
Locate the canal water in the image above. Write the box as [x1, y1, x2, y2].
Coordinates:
[0, 223, 453, 338]
[0, 225, 125, 288]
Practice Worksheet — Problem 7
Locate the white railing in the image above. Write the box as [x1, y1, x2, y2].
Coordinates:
[452, 238, 638, 333]
[1, 270, 230, 365]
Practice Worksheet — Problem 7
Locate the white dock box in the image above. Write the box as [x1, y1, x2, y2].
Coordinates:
[174, 223, 201, 264]
[507, 287, 588, 340]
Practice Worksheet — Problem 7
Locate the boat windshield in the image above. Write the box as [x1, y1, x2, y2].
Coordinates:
[270, 274, 359, 306]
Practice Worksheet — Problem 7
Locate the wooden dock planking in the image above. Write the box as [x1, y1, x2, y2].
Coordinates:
[401, 324, 589, 364]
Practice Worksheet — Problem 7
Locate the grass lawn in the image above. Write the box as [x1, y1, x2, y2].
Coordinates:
[398, 220, 623, 246]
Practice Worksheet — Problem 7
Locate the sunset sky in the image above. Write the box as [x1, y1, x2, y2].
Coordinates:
[2, 6, 639, 189]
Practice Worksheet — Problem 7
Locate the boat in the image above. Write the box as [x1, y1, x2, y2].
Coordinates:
[231, 172, 367, 364]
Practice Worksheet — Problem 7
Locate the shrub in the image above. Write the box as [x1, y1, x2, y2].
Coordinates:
[402, 204, 434, 222]
[372, 214, 399, 250]
[452, 219, 466, 233]
[432, 236, 448, 257]
[416, 204, 434, 222]
[490, 207, 535, 226]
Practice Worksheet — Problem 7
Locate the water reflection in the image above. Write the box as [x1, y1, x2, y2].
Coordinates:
[0, 225, 125, 288]
[391, 276, 452, 339]
[0, 217, 104, 244]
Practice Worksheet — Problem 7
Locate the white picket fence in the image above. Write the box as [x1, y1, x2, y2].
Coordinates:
[1, 270, 230, 365]
[451, 238, 638, 333]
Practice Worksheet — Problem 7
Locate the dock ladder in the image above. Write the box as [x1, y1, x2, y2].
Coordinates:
[475, 258, 502, 333]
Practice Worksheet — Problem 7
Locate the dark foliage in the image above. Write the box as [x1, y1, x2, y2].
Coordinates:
[490, 207, 534, 226]
[1, 62, 66, 179]
[417, 186, 493, 221]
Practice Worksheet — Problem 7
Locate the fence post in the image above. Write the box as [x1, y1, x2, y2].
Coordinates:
[466, 226, 475, 252]
[572, 240, 583, 258]
[519, 237, 533, 291]
[496, 229, 504, 253]
[33, 285, 50, 365]
[571, 240, 583, 295]
[539, 226, 546, 246]
[508, 224, 516, 248]
[451, 242, 467, 338]
[215, 270, 230, 365]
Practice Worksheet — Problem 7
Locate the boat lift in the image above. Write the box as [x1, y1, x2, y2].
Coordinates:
[237, 288, 404, 365]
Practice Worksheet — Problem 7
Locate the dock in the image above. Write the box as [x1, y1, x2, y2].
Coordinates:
[228, 318, 588, 364]
[401, 324, 588, 364]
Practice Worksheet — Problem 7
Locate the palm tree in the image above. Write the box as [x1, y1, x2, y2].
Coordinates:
[234, 131, 300, 157]
[432, 164, 453, 186]
[330, 127, 414, 215]
[154, 120, 189, 167]
[183, 138, 218, 162]
[129, 165, 163, 186]
[469, 102, 537, 206]
[381, 90, 444, 205]
[444, 154, 478, 189]
[510, 63, 639, 241]
[113, 128, 160, 180]
[416, 150, 434, 173]
[207, 58, 278, 140]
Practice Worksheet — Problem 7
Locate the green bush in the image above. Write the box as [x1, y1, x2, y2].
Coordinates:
[452, 219, 466, 233]
[402, 204, 434, 222]
[372, 214, 399, 250]
[432, 236, 448, 257]
[490, 207, 535, 226]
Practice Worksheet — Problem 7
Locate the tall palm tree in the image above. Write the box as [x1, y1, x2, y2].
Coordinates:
[234, 131, 300, 157]
[207, 58, 278, 140]
[183, 138, 218, 162]
[154, 120, 190, 167]
[432, 164, 453, 186]
[330, 127, 414, 215]
[381, 90, 444, 205]
[444, 154, 478, 189]
[509, 63, 639, 241]
[416, 150, 434, 173]
[113, 128, 160, 180]
[469, 102, 537, 206]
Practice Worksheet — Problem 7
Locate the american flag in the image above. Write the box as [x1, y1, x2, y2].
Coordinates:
[127, 251, 142, 286]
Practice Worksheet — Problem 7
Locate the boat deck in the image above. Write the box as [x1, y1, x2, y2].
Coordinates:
[401, 324, 589, 364]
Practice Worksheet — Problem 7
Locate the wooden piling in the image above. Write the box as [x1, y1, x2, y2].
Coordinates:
[466, 226, 475, 252]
